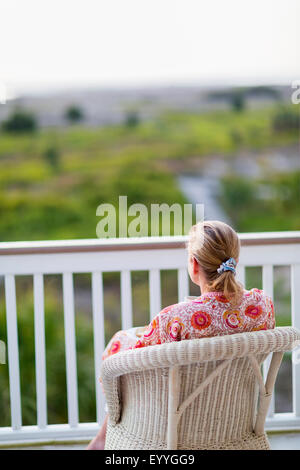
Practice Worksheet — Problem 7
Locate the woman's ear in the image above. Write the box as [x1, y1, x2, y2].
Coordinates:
[193, 257, 200, 275]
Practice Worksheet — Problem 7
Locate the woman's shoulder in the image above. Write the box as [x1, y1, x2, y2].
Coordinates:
[241, 288, 275, 329]
[157, 289, 273, 318]
[243, 287, 273, 304]
[158, 301, 195, 318]
[157, 293, 221, 318]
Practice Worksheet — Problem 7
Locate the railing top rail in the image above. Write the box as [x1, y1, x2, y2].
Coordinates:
[0, 232, 300, 256]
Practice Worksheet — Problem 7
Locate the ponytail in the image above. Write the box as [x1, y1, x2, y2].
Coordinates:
[188, 221, 244, 306]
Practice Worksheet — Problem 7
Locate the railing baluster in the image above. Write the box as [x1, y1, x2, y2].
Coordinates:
[236, 265, 246, 287]
[4, 274, 22, 430]
[92, 272, 106, 425]
[291, 264, 300, 417]
[62, 272, 79, 428]
[262, 265, 273, 298]
[262, 265, 275, 417]
[121, 270, 133, 330]
[149, 269, 161, 320]
[178, 267, 189, 302]
[33, 274, 47, 429]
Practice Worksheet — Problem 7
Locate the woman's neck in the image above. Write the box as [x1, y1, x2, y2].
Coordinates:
[199, 279, 209, 295]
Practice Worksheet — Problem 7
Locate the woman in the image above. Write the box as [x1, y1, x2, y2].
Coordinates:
[87, 220, 275, 450]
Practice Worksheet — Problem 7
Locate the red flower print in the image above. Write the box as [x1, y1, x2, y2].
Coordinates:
[143, 318, 157, 339]
[167, 317, 184, 340]
[191, 310, 212, 330]
[193, 297, 211, 304]
[216, 294, 229, 303]
[223, 310, 243, 329]
[109, 340, 121, 355]
[245, 304, 263, 319]
[253, 322, 267, 331]
[134, 339, 145, 348]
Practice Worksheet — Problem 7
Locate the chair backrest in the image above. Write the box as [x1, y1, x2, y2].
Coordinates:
[101, 327, 300, 449]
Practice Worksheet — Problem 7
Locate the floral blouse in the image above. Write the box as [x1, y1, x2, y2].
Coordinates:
[102, 288, 275, 361]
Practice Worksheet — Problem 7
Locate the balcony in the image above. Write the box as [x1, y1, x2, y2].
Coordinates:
[0, 231, 300, 450]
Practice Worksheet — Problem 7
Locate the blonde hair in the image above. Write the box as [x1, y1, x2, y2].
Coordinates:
[188, 220, 243, 306]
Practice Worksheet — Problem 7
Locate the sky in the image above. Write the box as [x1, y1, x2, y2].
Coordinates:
[1, 0, 300, 96]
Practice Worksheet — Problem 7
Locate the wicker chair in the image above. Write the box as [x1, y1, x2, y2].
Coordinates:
[101, 327, 300, 450]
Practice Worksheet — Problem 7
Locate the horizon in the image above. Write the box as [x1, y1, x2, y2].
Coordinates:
[1, 0, 300, 99]
[4, 78, 296, 101]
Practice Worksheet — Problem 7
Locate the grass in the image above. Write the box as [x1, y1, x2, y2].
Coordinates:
[219, 170, 300, 231]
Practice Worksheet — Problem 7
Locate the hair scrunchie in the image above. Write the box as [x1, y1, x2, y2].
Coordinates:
[217, 257, 236, 275]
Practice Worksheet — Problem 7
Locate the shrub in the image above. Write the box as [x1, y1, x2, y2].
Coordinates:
[272, 107, 299, 132]
[65, 106, 84, 124]
[44, 146, 60, 171]
[125, 111, 139, 128]
[231, 91, 246, 113]
[1, 110, 37, 133]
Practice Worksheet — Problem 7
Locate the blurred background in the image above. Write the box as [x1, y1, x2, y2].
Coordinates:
[0, 0, 299, 427]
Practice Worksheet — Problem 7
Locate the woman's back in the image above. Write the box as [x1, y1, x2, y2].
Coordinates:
[103, 288, 275, 360]
[135, 288, 275, 348]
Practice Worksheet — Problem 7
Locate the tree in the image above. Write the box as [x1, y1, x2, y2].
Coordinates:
[125, 111, 139, 128]
[231, 91, 246, 113]
[65, 105, 84, 124]
[44, 146, 60, 171]
[1, 110, 37, 133]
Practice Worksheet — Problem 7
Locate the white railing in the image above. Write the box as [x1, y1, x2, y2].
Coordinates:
[0, 232, 300, 445]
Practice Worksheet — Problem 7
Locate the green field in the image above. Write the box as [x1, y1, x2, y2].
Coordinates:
[0, 104, 299, 240]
